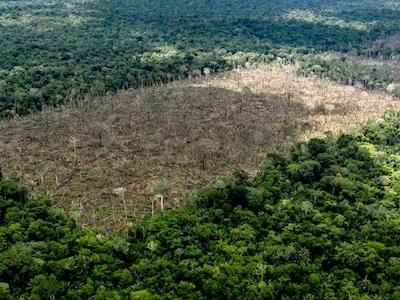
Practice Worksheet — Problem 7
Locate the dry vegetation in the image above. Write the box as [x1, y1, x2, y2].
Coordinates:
[371, 33, 400, 54]
[1, 63, 399, 233]
[315, 52, 400, 83]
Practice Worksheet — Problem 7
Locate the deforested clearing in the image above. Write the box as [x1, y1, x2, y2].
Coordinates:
[1, 64, 398, 233]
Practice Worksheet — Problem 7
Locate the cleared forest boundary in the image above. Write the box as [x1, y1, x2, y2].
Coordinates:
[1, 64, 399, 233]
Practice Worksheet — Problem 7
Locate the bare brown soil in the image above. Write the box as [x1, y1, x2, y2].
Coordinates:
[1, 64, 398, 233]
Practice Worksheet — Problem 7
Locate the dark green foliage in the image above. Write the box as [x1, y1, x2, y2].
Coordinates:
[3, 113, 400, 298]
[287, 160, 322, 182]
[1, 0, 399, 116]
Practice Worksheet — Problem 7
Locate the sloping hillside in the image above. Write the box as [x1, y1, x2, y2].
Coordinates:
[3, 112, 400, 299]
[1, 64, 398, 232]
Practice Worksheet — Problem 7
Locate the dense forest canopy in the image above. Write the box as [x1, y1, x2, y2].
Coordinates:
[0, 0, 399, 116]
[2, 1, 400, 298]
[2, 112, 400, 298]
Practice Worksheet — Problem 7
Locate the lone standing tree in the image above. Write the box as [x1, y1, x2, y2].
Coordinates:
[150, 179, 170, 214]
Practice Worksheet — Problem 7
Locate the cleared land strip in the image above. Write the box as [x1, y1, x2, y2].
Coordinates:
[1, 64, 399, 233]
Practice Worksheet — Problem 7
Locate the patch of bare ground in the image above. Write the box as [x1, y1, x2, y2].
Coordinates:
[1, 63, 398, 233]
